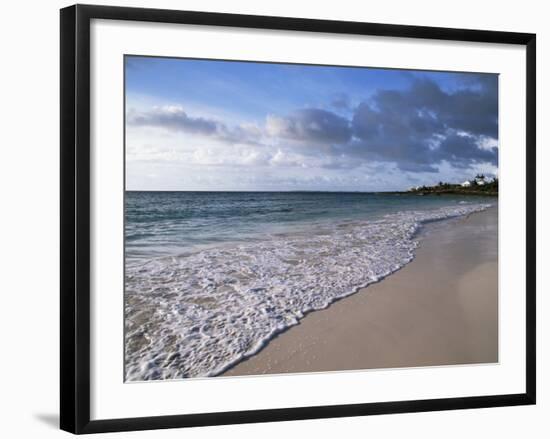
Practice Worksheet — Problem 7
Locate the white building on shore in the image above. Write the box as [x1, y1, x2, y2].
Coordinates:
[474, 175, 487, 185]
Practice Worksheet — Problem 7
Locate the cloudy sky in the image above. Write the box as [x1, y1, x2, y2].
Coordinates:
[125, 56, 498, 191]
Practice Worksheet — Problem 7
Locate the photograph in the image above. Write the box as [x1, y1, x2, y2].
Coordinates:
[124, 56, 499, 382]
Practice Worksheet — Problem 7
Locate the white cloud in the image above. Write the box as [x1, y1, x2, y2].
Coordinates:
[126, 75, 499, 192]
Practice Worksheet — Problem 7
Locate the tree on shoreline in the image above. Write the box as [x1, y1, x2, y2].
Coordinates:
[408, 175, 497, 195]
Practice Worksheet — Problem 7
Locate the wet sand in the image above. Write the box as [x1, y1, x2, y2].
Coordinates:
[224, 205, 498, 376]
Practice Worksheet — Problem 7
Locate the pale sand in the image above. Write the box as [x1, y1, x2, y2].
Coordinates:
[224, 205, 498, 376]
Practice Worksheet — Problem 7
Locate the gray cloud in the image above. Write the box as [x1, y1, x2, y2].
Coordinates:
[129, 106, 220, 135]
[266, 109, 352, 144]
[128, 105, 262, 145]
[128, 75, 498, 174]
[330, 93, 351, 110]
[348, 75, 498, 172]
[403, 76, 498, 138]
[437, 133, 498, 168]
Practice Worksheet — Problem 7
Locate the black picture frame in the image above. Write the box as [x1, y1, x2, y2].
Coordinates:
[60, 4, 536, 434]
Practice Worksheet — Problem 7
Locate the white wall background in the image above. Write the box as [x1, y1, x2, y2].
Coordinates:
[0, 0, 546, 437]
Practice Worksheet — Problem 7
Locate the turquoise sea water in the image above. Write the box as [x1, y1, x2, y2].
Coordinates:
[124, 191, 493, 380]
[125, 191, 492, 262]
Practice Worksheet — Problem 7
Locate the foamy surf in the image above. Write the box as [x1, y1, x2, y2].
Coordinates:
[125, 203, 491, 381]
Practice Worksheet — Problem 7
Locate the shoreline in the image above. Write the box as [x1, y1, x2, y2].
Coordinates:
[223, 205, 498, 377]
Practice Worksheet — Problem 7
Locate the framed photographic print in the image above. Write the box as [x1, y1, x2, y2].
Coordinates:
[60, 4, 536, 434]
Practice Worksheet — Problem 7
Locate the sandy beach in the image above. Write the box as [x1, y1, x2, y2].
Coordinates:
[224, 204, 498, 377]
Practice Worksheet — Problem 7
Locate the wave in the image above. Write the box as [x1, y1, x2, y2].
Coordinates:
[124, 202, 492, 381]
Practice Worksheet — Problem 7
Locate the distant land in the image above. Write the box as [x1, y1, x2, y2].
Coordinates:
[397, 174, 498, 196]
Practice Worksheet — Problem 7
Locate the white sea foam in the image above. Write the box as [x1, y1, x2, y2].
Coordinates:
[125, 203, 491, 381]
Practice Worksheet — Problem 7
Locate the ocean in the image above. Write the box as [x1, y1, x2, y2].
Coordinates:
[124, 191, 493, 381]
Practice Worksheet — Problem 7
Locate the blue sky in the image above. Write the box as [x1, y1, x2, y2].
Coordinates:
[125, 56, 498, 191]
